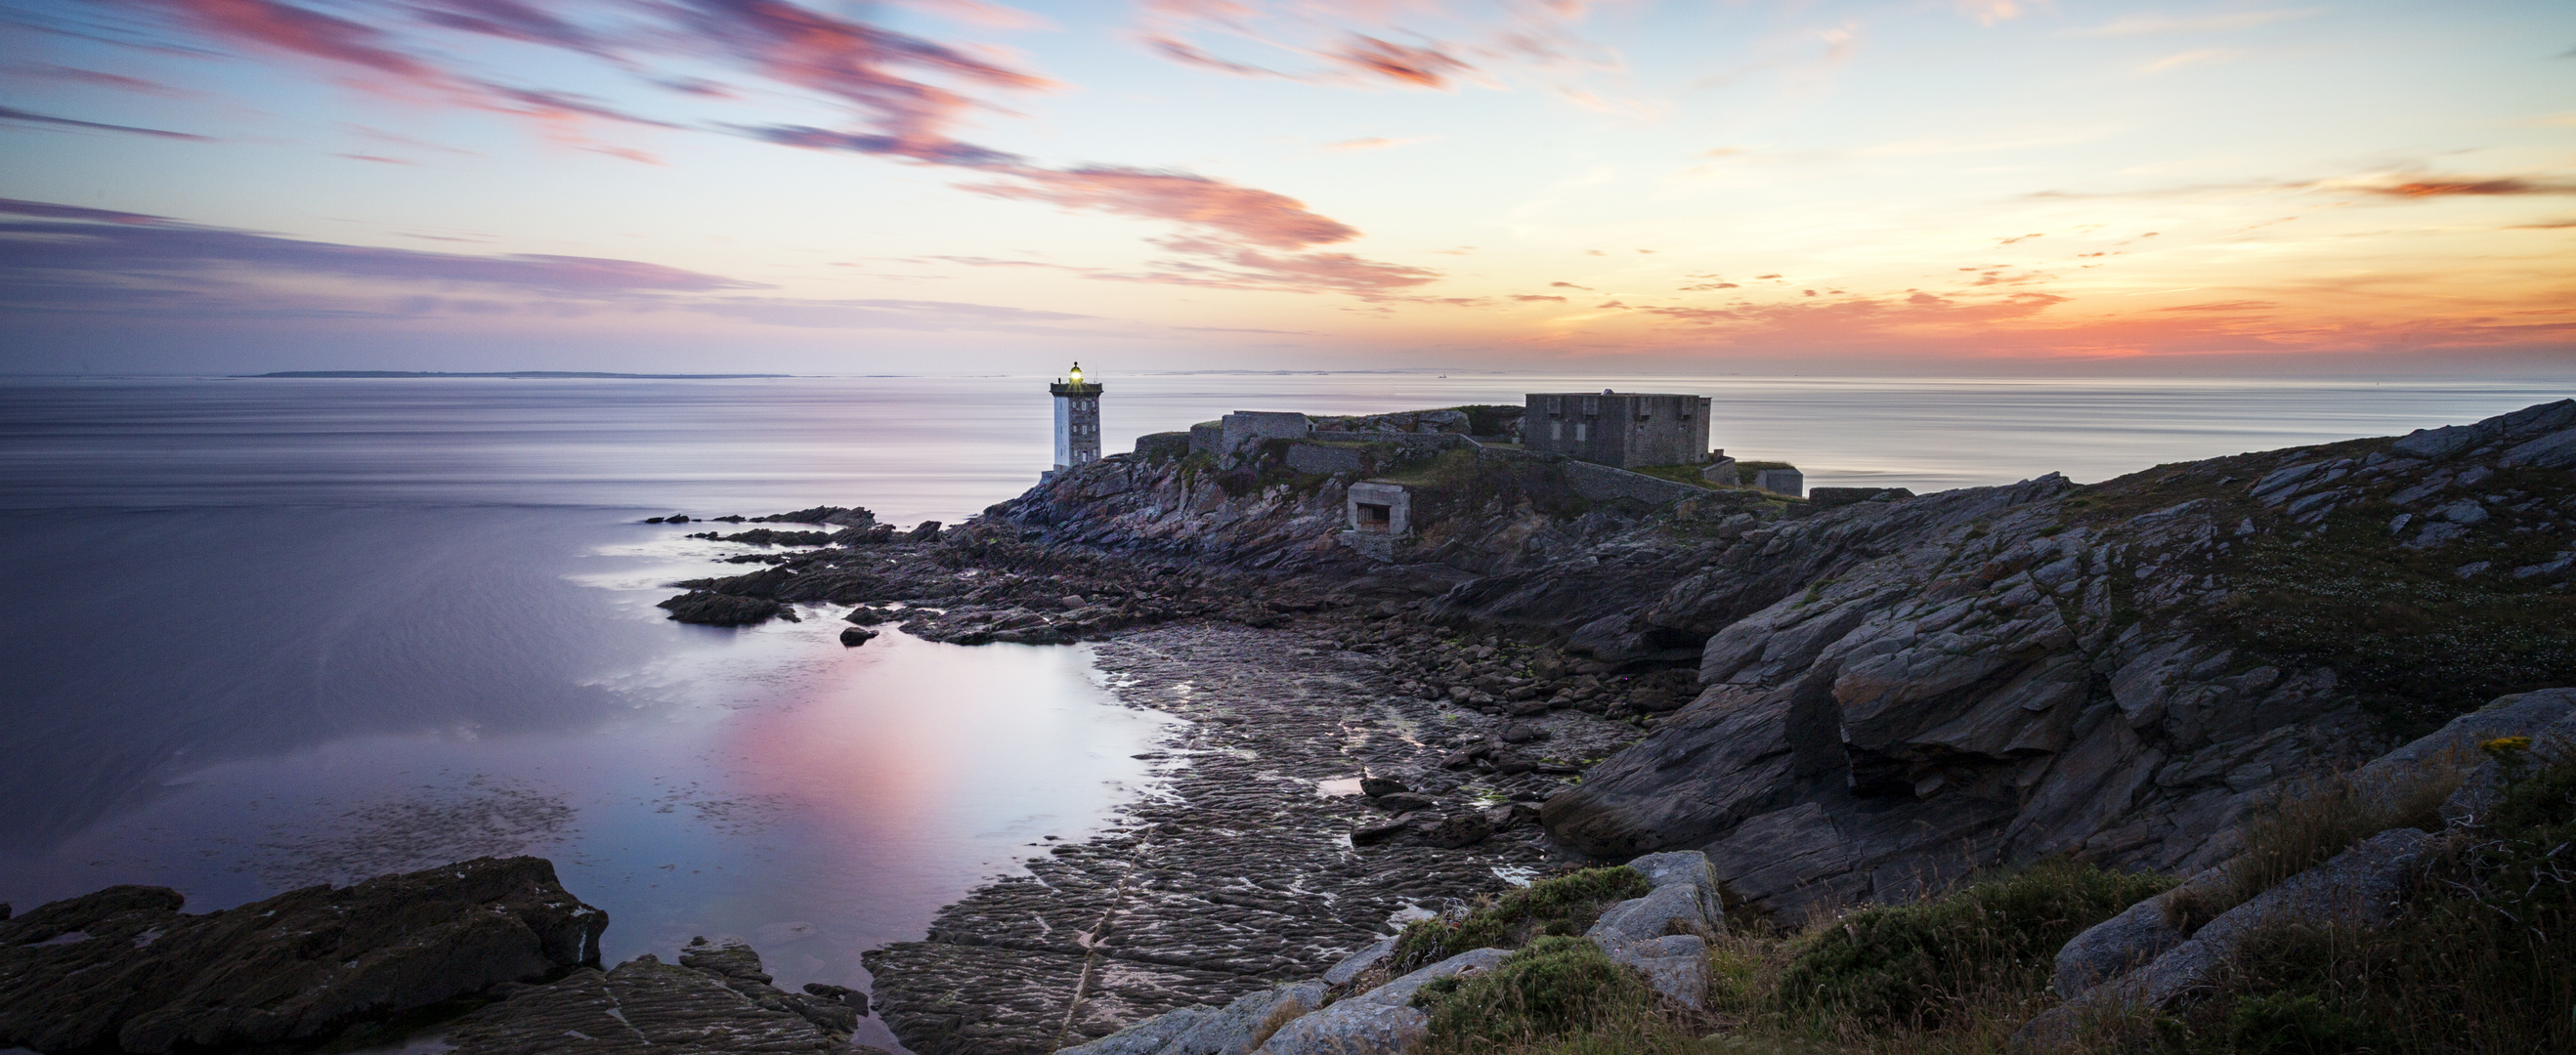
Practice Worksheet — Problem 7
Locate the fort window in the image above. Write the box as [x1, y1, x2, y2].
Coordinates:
[1354, 503, 1392, 531]
[1573, 422, 1587, 441]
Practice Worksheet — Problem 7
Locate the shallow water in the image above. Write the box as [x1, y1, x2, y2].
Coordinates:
[0, 371, 2564, 1043]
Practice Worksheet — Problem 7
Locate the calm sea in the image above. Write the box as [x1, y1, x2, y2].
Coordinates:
[0, 372, 2565, 1043]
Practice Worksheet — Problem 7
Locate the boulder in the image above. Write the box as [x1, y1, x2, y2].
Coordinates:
[2049, 865, 2228, 1000]
[1159, 982, 1327, 1055]
[839, 625, 878, 647]
[0, 857, 607, 1054]
[1596, 934, 1709, 1010]
[1320, 937, 1398, 988]
[1586, 851, 1722, 943]
[1254, 948, 1511, 1055]
[1046, 983, 1329, 1055]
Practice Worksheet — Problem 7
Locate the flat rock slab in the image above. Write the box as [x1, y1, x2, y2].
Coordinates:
[443, 949, 847, 1055]
[0, 856, 605, 1054]
[867, 622, 1638, 1055]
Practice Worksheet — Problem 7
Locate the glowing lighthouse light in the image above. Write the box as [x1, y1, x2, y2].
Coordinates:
[1048, 361, 1102, 475]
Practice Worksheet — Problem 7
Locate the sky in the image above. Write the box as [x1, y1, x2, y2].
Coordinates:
[0, 0, 2571, 376]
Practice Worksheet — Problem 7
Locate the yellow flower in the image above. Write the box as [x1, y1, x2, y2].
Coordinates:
[2481, 735, 2533, 761]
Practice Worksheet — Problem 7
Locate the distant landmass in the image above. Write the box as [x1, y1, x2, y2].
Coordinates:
[249, 371, 793, 379]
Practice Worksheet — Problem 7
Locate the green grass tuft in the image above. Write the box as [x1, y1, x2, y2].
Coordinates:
[1773, 859, 2173, 1029]
[1416, 935, 1664, 1050]
[1393, 866, 1652, 971]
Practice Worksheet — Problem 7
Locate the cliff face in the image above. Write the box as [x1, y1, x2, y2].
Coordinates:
[1539, 400, 2576, 913]
[987, 439, 1786, 589]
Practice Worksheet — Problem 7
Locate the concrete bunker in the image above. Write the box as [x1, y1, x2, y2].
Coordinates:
[1345, 482, 1411, 535]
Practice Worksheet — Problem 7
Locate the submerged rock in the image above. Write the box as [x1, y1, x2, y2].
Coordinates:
[0, 857, 607, 1054]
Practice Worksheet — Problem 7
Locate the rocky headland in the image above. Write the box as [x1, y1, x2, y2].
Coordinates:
[7, 400, 2569, 1054]
[611, 398, 2574, 1053]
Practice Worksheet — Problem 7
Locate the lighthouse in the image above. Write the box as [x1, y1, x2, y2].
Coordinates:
[1050, 361, 1102, 474]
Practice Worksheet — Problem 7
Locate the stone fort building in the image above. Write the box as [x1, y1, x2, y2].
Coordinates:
[1524, 391, 1713, 469]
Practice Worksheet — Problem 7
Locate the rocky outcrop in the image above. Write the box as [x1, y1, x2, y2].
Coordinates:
[2016, 687, 2576, 1050]
[1048, 851, 1726, 1055]
[2017, 828, 2433, 1050]
[1253, 948, 1510, 1055]
[441, 938, 861, 1054]
[0, 856, 607, 1054]
[1539, 401, 2575, 916]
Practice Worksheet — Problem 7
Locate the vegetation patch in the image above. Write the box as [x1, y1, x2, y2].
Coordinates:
[2169, 757, 2467, 928]
[1392, 866, 1651, 971]
[2153, 757, 2576, 1054]
[1772, 859, 2173, 1029]
[2205, 483, 2576, 738]
[1415, 936, 1663, 1051]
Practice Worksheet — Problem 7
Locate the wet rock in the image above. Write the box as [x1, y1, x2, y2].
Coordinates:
[802, 982, 869, 1017]
[840, 626, 878, 647]
[0, 857, 607, 1054]
[1365, 792, 1437, 814]
[1357, 777, 1409, 797]
[659, 591, 782, 627]
[865, 624, 1615, 1055]
[443, 942, 851, 1054]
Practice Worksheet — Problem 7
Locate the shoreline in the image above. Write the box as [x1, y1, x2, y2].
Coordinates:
[862, 618, 1648, 1053]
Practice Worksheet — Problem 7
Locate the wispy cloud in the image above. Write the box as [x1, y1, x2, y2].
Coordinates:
[1323, 135, 1437, 151]
[0, 198, 1152, 334]
[2140, 49, 2235, 73]
[0, 203, 753, 293]
[78, 0, 1431, 300]
[3, 63, 192, 96]
[0, 106, 212, 140]
[1134, 0, 1648, 113]
[966, 167, 1358, 250]
[2072, 9, 2320, 37]
[2359, 177, 2576, 197]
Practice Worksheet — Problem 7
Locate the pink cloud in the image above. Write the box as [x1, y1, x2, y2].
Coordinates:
[966, 166, 1357, 250]
[1329, 35, 1468, 88]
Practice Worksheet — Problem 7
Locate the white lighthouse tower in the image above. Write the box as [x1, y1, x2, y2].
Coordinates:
[1050, 361, 1102, 475]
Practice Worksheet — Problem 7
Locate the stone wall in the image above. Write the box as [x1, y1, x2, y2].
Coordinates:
[1133, 432, 1190, 461]
[1218, 411, 1312, 456]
